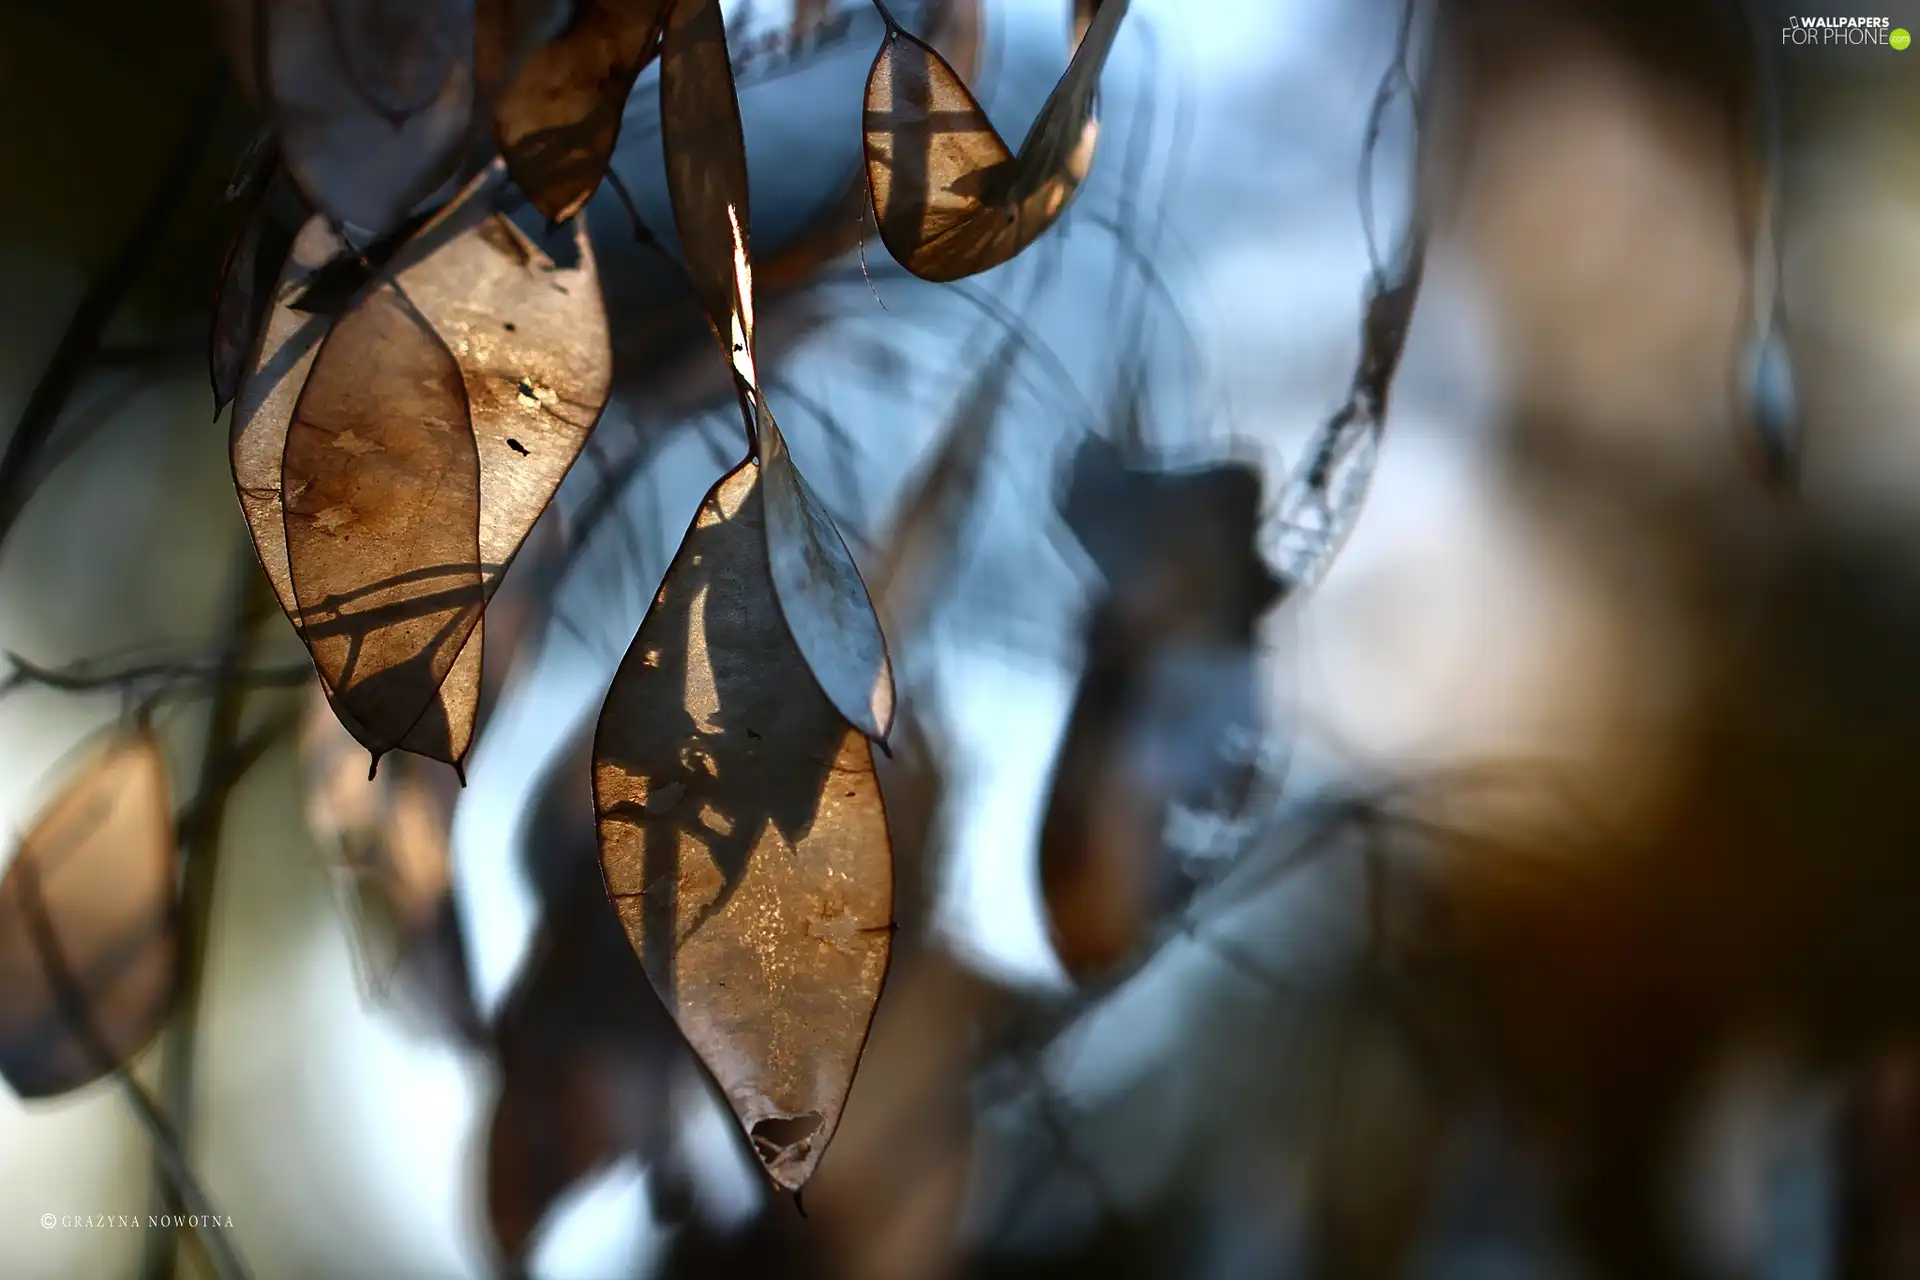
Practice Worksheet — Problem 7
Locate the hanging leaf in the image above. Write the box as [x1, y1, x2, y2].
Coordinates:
[0, 729, 177, 1100]
[759, 404, 896, 740]
[861, 0, 1128, 282]
[595, 458, 894, 1192]
[282, 278, 486, 768]
[259, 0, 482, 233]
[235, 170, 611, 766]
[657, 0, 895, 741]
[496, 0, 673, 223]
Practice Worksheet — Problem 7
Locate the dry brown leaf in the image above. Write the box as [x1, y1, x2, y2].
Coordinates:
[862, 0, 1126, 281]
[0, 729, 176, 1100]
[496, 0, 673, 223]
[594, 458, 893, 1192]
[233, 169, 610, 766]
[282, 278, 485, 767]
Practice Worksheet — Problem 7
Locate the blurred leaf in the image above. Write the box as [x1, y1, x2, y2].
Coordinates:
[282, 278, 486, 768]
[257, 0, 482, 233]
[1737, 314, 1800, 490]
[658, 0, 895, 741]
[496, 0, 672, 223]
[595, 459, 893, 1192]
[0, 729, 176, 1100]
[300, 687, 484, 1036]
[861, 0, 1127, 282]
[1041, 437, 1282, 979]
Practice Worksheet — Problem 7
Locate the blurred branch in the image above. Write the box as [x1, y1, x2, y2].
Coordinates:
[0, 70, 226, 565]
[12, 854, 251, 1280]
[0, 653, 311, 702]
[142, 551, 278, 1280]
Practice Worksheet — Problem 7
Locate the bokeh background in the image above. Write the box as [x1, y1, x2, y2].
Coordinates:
[6, 0, 1920, 1276]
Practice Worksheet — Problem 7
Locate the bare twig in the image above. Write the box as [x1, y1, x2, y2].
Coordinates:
[0, 72, 227, 565]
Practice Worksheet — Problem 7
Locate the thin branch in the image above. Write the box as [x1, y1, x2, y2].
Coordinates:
[13, 854, 251, 1280]
[142, 552, 276, 1280]
[0, 654, 311, 702]
[0, 72, 227, 565]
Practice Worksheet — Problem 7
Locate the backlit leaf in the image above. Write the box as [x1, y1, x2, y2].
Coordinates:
[281, 278, 485, 768]
[0, 730, 176, 1100]
[861, 0, 1127, 281]
[496, 0, 673, 223]
[594, 459, 893, 1192]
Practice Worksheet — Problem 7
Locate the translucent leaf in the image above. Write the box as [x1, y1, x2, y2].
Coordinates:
[234, 173, 611, 766]
[595, 459, 893, 1192]
[496, 0, 673, 223]
[282, 279, 486, 766]
[861, 0, 1127, 281]
[0, 730, 176, 1100]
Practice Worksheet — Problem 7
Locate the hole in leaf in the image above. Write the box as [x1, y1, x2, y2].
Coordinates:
[751, 1112, 823, 1157]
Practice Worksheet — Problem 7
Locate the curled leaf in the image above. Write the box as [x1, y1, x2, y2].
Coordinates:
[1041, 439, 1282, 979]
[496, 0, 673, 223]
[658, 0, 754, 349]
[0, 730, 176, 1099]
[861, 0, 1127, 281]
[594, 459, 894, 1192]
[282, 279, 485, 767]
